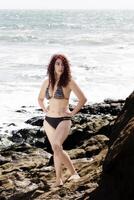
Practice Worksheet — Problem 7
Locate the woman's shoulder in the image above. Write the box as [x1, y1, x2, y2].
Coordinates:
[44, 78, 49, 84]
[68, 77, 77, 87]
[67, 78, 77, 91]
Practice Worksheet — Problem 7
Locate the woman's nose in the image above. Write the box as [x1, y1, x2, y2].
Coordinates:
[59, 64, 64, 69]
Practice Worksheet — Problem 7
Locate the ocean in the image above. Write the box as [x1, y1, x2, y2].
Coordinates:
[0, 9, 134, 134]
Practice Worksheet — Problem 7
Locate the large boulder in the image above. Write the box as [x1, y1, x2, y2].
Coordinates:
[89, 91, 134, 200]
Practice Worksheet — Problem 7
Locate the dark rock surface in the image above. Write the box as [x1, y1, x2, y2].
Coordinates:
[89, 91, 134, 200]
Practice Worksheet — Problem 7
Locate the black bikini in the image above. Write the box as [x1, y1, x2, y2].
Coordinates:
[44, 81, 71, 129]
[45, 116, 71, 129]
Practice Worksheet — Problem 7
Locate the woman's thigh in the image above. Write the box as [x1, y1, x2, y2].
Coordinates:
[43, 119, 55, 146]
[54, 120, 72, 146]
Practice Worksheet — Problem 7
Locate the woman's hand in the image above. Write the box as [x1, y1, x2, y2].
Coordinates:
[43, 107, 48, 113]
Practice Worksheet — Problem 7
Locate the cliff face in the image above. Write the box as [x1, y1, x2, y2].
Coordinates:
[89, 91, 134, 200]
[0, 91, 134, 200]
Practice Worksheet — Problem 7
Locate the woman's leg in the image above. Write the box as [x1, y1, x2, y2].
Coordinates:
[52, 120, 77, 176]
[43, 120, 63, 186]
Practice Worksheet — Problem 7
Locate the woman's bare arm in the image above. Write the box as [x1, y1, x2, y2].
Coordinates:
[69, 79, 87, 116]
[38, 79, 48, 113]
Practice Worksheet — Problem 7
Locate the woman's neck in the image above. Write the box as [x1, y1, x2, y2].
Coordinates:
[55, 74, 60, 82]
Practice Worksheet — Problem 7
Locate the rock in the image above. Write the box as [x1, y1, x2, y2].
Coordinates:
[67, 148, 86, 159]
[0, 147, 51, 200]
[7, 123, 16, 127]
[63, 127, 91, 149]
[0, 155, 11, 165]
[9, 127, 44, 147]
[15, 109, 27, 113]
[25, 116, 44, 126]
[104, 98, 125, 104]
[89, 91, 134, 200]
[104, 91, 134, 170]
[77, 101, 124, 115]
[82, 135, 109, 158]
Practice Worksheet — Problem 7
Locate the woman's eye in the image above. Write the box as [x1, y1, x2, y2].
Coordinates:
[55, 62, 64, 67]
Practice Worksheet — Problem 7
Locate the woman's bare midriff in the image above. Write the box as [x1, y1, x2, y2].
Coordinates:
[46, 98, 70, 117]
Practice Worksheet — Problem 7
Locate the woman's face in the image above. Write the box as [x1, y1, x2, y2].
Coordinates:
[54, 58, 64, 76]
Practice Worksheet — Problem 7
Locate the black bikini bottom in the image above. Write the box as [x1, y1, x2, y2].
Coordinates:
[45, 116, 71, 129]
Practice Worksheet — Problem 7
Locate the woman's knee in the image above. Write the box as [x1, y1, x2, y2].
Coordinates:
[52, 143, 63, 154]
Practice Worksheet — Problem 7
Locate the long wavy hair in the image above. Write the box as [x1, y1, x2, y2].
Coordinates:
[47, 54, 71, 89]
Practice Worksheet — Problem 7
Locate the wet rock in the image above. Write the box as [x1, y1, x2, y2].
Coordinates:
[25, 116, 44, 126]
[15, 109, 27, 113]
[7, 123, 16, 127]
[104, 98, 125, 104]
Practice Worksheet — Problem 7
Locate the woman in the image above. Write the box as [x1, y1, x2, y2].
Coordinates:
[38, 54, 87, 187]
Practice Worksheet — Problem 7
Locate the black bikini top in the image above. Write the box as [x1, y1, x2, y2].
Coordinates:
[45, 82, 69, 100]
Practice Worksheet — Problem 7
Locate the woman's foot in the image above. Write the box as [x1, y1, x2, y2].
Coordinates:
[51, 179, 63, 188]
[68, 172, 80, 181]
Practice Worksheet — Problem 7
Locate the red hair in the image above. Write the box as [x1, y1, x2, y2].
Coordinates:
[47, 54, 71, 89]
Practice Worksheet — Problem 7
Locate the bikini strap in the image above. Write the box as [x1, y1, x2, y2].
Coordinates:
[62, 116, 71, 120]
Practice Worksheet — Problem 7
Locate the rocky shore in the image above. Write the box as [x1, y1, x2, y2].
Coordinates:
[0, 92, 133, 200]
